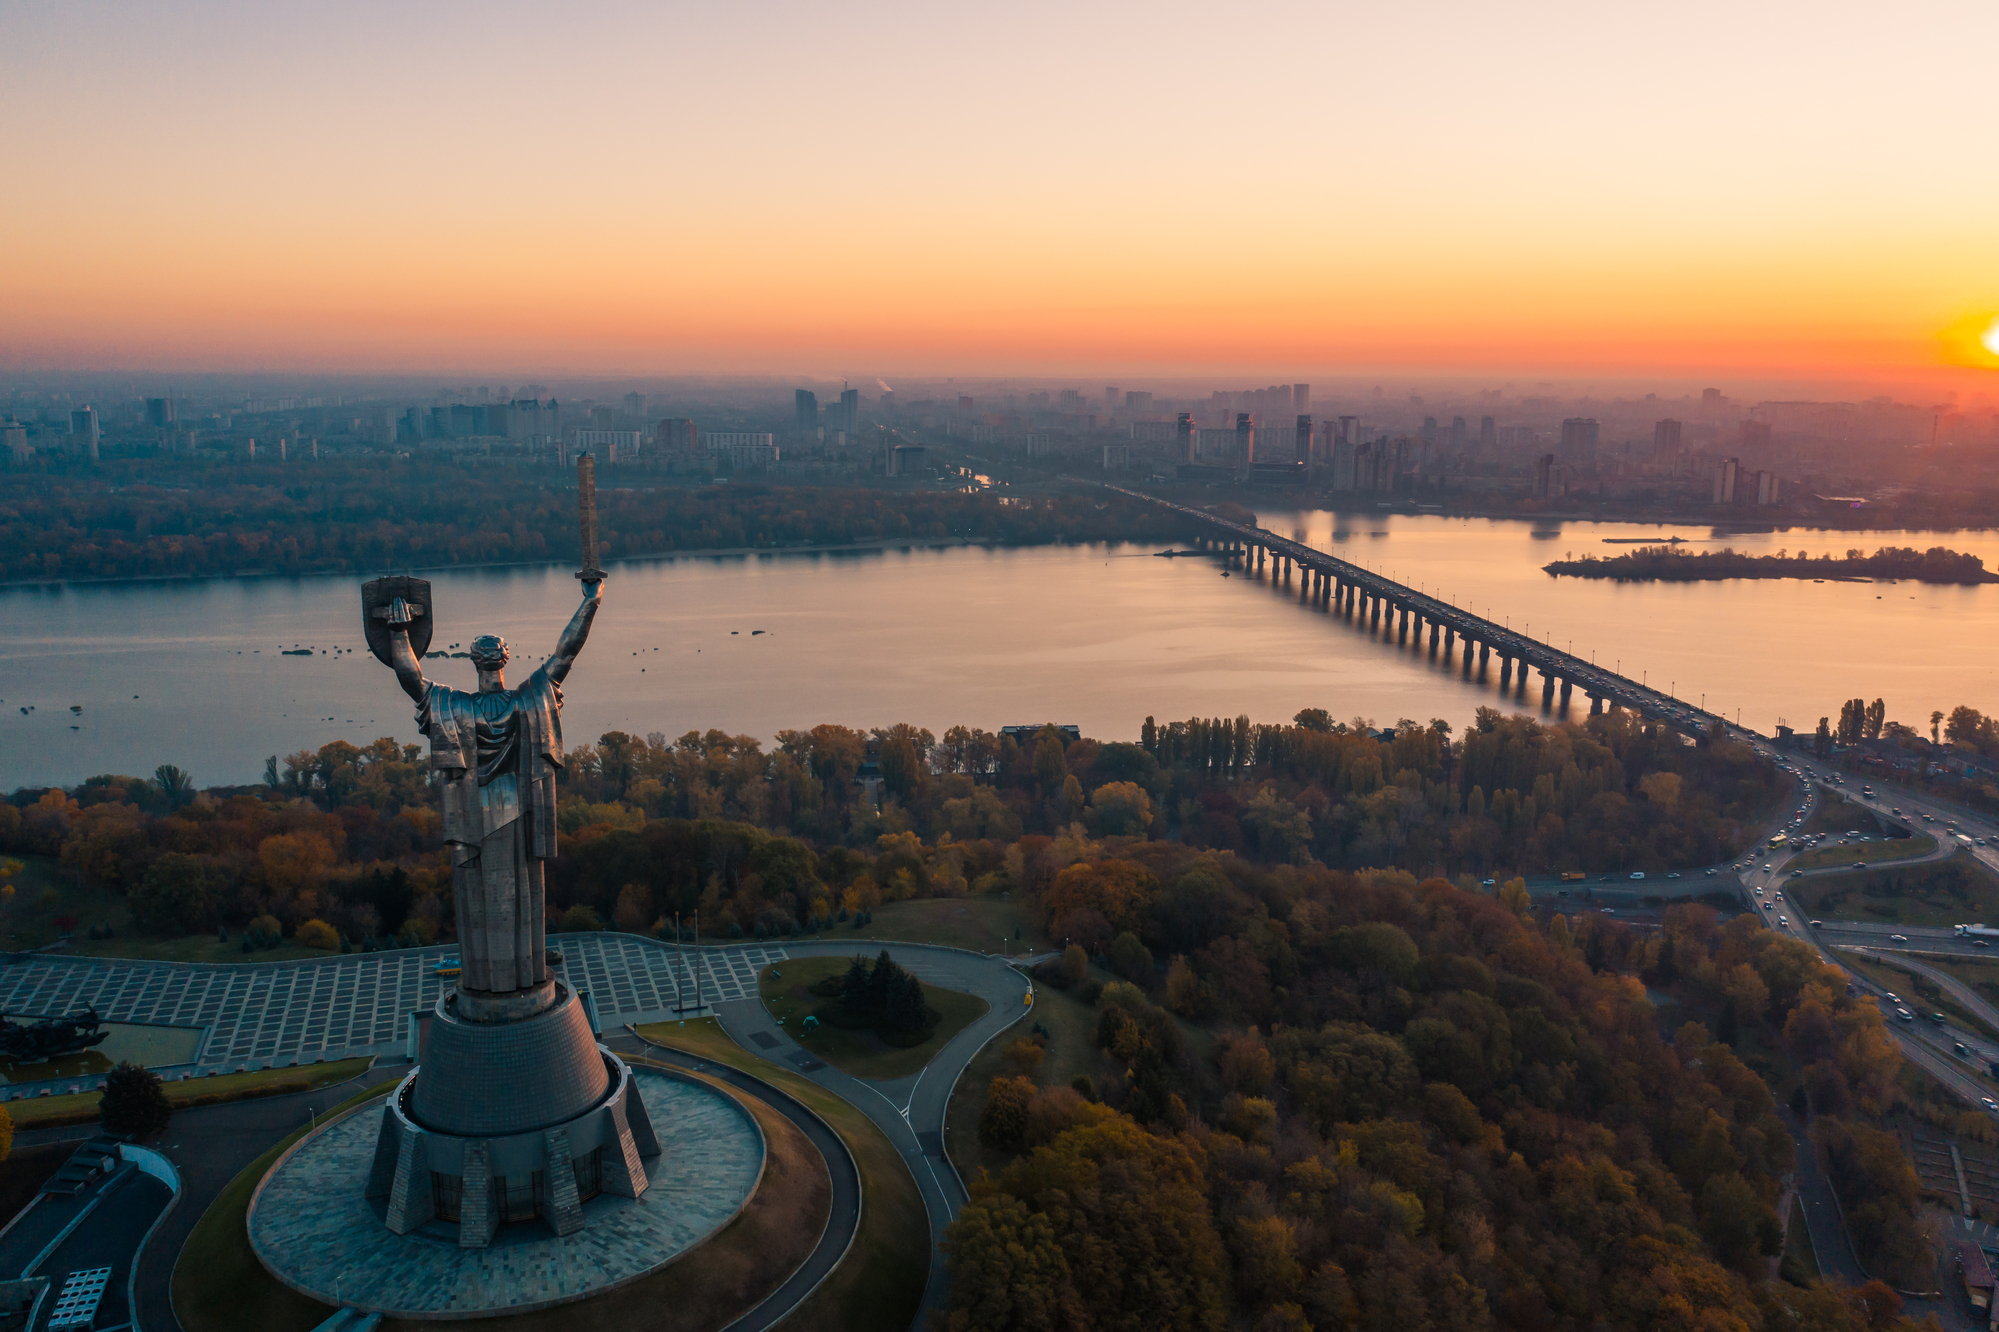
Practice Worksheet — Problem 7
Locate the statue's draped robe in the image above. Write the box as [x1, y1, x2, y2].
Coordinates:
[418, 668, 564, 993]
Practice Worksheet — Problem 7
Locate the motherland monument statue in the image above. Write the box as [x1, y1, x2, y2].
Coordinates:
[357, 454, 660, 1245]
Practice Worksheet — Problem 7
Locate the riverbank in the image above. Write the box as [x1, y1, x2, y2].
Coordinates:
[0, 534, 1049, 591]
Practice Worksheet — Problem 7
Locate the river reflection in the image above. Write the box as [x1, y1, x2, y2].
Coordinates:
[1, 513, 1993, 787]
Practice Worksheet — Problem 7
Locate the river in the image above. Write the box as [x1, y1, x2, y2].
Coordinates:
[1, 513, 1993, 788]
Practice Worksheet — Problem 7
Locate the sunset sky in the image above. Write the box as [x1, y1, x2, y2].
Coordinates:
[4, 0, 1997, 388]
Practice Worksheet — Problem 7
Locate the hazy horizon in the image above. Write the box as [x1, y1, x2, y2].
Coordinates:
[4, 0, 1996, 391]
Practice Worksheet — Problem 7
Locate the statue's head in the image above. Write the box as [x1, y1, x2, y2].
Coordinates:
[469, 635, 509, 671]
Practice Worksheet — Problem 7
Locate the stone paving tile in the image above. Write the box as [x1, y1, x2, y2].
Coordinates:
[0, 937, 790, 1074]
[249, 1069, 763, 1316]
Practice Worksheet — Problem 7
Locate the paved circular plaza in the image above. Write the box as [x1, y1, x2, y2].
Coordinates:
[248, 1067, 765, 1318]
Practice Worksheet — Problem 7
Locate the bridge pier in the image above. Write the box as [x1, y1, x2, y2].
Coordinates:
[1370, 595, 1382, 629]
[1560, 678, 1572, 707]
[1589, 694, 1603, 715]
[1428, 621, 1441, 652]
[1499, 655, 1512, 690]
[1478, 642, 1490, 670]
[1443, 626, 1454, 657]
[1541, 671, 1556, 708]
[1461, 643, 1473, 677]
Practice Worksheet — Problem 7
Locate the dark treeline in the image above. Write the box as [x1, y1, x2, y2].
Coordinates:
[1, 707, 1778, 951]
[1544, 543, 1997, 584]
[0, 459, 1182, 582]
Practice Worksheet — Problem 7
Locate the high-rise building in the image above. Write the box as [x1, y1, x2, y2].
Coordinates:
[1420, 416, 1438, 445]
[1478, 415, 1496, 450]
[659, 418, 698, 452]
[794, 389, 818, 434]
[1236, 413, 1255, 474]
[1755, 470, 1781, 506]
[70, 406, 99, 461]
[1295, 414, 1312, 465]
[838, 388, 860, 435]
[1449, 416, 1467, 449]
[1714, 456, 1739, 504]
[1653, 419, 1682, 451]
[1559, 418, 1600, 457]
[1104, 387, 1119, 405]
[1533, 453, 1555, 499]
[958, 395, 976, 414]
[1292, 384, 1310, 412]
[145, 397, 175, 428]
[1125, 391, 1153, 411]
[1176, 412, 1194, 463]
[623, 392, 646, 421]
[2, 418, 28, 464]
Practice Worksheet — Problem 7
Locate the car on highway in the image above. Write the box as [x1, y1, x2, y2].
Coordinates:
[1956, 1042, 1972, 1056]
[1931, 1012, 1947, 1023]
[1811, 919, 1822, 927]
[1983, 1097, 1999, 1113]
[1853, 862, 1866, 869]
[1778, 914, 1787, 924]
[1883, 992, 1900, 1003]
[1891, 934, 1909, 942]
[1629, 872, 1645, 880]
[1895, 1007, 1914, 1021]
[1705, 868, 1717, 876]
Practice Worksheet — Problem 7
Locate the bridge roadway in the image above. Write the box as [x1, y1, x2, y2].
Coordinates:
[1110, 485, 1719, 733]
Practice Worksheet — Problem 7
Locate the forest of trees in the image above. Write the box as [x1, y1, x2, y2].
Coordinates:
[1544, 543, 1997, 584]
[0, 458, 1183, 583]
[0, 709, 1958, 1326]
[946, 861, 1937, 1331]
[0, 707, 1782, 949]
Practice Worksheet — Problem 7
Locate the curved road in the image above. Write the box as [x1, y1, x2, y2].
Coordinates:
[609, 1030, 863, 1332]
[709, 940, 1034, 1328]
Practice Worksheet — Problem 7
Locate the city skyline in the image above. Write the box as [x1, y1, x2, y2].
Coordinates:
[4, 0, 1997, 390]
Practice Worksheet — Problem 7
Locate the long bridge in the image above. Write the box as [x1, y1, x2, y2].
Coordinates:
[1109, 485, 1725, 737]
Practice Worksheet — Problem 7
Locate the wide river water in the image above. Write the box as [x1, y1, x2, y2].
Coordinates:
[2, 512, 1994, 788]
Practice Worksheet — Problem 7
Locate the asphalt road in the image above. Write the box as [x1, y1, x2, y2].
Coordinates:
[714, 941, 1035, 1330]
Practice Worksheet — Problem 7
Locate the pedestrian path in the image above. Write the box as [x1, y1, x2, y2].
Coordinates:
[0, 935, 790, 1074]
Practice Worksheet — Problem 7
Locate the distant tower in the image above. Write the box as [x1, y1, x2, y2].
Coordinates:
[1175, 412, 1194, 464]
[1292, 384, 1310, 413]
[71, 406, 100, 462]
[1235, 412, 1254, 476]
[1653, 419, 1682, 451]
[623, 391, 646, 421]
[1478, 415, 1496, 450]
[1294, 414, 1312, 464]
[839, 388, 860, 434]
[794, 389, 818, 434]
[1449, 416, 1467, 449]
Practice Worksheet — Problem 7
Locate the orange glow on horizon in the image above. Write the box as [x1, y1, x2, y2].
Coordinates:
[2, 0, 1997, 389]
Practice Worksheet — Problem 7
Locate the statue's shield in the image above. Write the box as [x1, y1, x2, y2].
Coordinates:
[362, 576, 433, 666]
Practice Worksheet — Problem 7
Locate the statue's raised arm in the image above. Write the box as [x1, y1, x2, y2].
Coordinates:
[387, 617, 427, 703]
[542, 578, 602, 685]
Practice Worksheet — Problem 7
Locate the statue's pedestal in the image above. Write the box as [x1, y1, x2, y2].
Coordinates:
[364, 985, 658, 1245]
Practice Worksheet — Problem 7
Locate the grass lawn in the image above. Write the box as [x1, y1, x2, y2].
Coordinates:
[1779, 1195, 1820, 1286]
[860, 895, 1038, 956]
[8, 1057, 373, 1128]
[758, 957, 988, 1081]
[1790, 834, 1936, 872]
[633, 1019, 928, 1332]
[1799, 794, 1895, 840]
[1790, 853, 1999, 928]
[1916, 954, 1999, 1014]
[172, 1082, 386, 1331]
